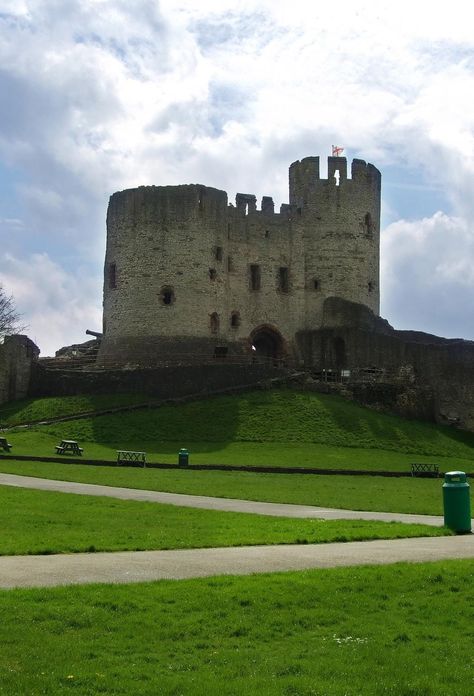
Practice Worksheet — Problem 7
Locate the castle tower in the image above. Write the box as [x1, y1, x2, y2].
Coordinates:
[289, 156, 381, 328]
[101, 184, 229, 364]
[98, 155, 381, 366]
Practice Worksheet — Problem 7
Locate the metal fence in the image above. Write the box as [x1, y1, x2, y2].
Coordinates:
[37, 353, 289, 371]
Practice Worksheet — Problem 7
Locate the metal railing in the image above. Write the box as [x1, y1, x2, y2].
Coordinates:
[37, 353, 289, 371]
[310, 366, 415, 384]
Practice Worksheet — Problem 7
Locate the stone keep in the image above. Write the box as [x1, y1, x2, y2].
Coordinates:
[98, 155, 381, 365]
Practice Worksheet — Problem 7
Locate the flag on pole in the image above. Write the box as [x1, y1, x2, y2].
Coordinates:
[332, 145, 344, 157]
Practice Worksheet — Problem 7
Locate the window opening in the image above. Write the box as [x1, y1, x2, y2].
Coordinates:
[215, 246, 223, 261]
[210, 312, 219, 333]
[265, 230, 270, 238]
[250, 264, 261, 291]
[313, 279, 320, 290]
[108, 262, 117, 289]
[160, 286, 175, 305]
[278, 267, 289, 293]
[368, 281, 375, 293]
[334, 170, 340, 186]
[364, 212, 373, 235]
[209, 268, 217, 280]
[230, 311, 240, 328]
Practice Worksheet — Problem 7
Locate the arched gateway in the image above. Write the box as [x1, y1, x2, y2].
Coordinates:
[250, 326, 284, 361]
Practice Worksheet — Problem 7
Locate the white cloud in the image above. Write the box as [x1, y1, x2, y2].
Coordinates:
[381, 212, 474, 339]
[0, 253, 102, 356]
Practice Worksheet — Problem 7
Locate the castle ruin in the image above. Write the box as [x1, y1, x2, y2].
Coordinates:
[98, 156, 380, 365]
[2, 154, 474, 433]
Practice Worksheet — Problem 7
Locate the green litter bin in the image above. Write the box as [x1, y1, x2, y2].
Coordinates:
[178, 448, 189, 467]
[443, 471, 471, 534]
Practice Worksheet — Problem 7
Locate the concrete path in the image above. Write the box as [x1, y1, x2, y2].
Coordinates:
[1, 536, 474, 589]
[1, 472, 473, 590]
[0, 473, 446, 526]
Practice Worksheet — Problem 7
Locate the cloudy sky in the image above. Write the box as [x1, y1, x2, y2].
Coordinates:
[1, 0, 473, 355]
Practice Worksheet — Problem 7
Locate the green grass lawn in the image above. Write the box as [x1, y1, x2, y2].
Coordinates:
[1, 559, 473, 695]
[0, 485, 448, 556]
[4, 430, 474, 475]
[3, 390, 474, 473]
[0, 459, 465, 515]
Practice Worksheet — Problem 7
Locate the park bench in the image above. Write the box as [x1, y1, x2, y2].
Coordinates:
[0, 437, 12, 452]
[411, 462, 440, 478]
[55, 440, 83, 456]
[116, 450, 147, 467]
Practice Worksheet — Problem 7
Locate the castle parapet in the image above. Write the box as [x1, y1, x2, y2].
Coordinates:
[351, 159, 381, 189]
[236, 193, 257, 214]
[289, 155, 381, 205]
[261, 196, 274, 214]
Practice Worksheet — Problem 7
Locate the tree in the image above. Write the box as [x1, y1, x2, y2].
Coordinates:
[0, 284, 24, 339]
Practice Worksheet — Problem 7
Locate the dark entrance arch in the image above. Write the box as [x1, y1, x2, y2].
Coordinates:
[250, 326, 284, 362]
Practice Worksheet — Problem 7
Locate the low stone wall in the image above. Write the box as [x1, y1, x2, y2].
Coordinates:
[29, 362, 286, 399]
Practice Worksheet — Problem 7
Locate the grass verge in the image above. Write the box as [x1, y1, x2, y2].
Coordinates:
[1, 560, 473, 694]
[0, 485, 447, 556]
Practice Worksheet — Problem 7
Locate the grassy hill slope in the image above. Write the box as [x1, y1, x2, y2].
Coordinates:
[4, 390, 474, 466]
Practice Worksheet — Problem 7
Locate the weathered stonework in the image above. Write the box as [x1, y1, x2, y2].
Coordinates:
[0, 335, 40, 406]
[98, 156, 380, 365]
[298, 297, 474, 432]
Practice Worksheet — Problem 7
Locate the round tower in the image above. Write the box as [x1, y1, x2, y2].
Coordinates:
[98, 184, 229, 365]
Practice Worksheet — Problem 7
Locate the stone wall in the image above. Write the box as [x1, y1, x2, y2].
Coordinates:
[29, 362, 285, 399]
[297, 298, 474, 431]
[0, 335, 40, 404]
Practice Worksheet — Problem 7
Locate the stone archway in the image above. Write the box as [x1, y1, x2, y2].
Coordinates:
[250, 325, 284, 361]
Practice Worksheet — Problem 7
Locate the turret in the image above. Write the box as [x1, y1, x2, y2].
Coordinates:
[289, 156, 381, 327]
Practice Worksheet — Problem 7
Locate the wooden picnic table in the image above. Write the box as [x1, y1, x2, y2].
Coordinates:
[0, 437, 12, 452]
[55, 440, 83, 456]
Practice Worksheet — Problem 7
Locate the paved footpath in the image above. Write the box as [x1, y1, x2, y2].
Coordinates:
[1, 537, 474, 589]
[0, 473, 473, 590]
[0, 473, 446, 525]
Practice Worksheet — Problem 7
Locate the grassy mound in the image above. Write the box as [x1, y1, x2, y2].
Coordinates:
[23, 389, 474, 459]
[0, 393, 153, 425]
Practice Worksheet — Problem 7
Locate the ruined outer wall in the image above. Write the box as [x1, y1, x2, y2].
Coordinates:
[290, 156, 380, 329]
[0, 336, 39, 405]
[297, 298, 474, 431]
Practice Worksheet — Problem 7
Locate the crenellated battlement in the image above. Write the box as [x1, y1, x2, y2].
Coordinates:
[289, 156, 381, 206]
